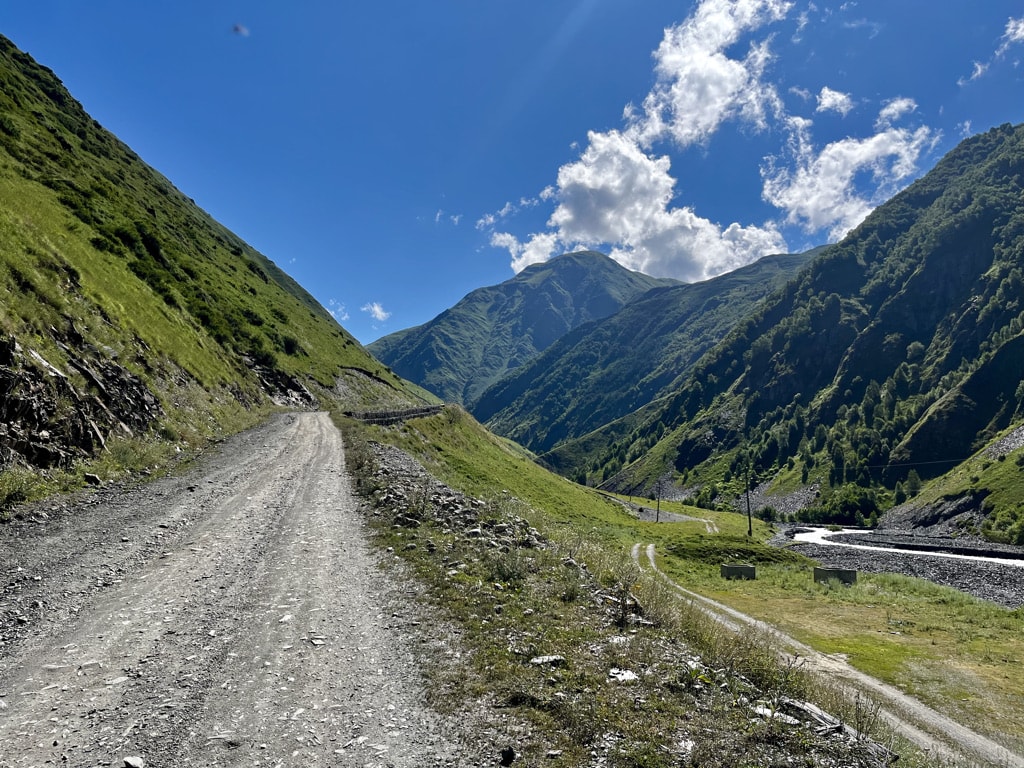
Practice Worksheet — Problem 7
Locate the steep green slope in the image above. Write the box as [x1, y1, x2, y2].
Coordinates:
[368, 251, 677, 404]
[473, 251, 817, 454]
[0, 35, 416, 482]
[572, 123, 1024, 536]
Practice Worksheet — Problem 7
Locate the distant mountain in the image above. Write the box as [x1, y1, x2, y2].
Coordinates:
[472, 251, 818, 454]
[572, 123, 1024, 539]
[0, 35, 419, 480]
[368, 251, 677, 404]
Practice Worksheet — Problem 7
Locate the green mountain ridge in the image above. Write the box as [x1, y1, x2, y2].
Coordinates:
[368, 250, 676, 404]
[0, 35, 418, 483]
[472, 250, 819, 455]
[574, 123, 1024, 541]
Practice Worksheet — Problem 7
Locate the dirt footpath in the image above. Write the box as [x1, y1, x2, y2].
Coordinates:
[0, 412, 464, 767]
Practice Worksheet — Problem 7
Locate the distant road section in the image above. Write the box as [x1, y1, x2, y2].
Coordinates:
[345, 405, 445, 425]
[0, 412, 462, 767]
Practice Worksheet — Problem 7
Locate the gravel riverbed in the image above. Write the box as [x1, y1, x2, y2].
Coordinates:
[775, 528, 1024, 609]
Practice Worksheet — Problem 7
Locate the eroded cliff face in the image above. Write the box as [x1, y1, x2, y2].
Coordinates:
[0, 334, 161, 469]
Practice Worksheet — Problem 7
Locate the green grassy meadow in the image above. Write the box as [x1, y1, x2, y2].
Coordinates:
[341, 405, 1024, 763]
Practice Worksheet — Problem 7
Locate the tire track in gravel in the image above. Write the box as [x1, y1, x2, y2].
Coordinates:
[631, 542, 1024, 768]
[0, 412, 461, 768]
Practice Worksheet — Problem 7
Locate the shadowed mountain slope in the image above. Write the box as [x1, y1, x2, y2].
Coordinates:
[368, 251, 677, 404]
[472, 251, 818, 454]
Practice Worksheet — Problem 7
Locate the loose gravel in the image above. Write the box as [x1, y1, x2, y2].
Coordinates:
[775, 528, 1024, 609]
[0, 412, 490, 767]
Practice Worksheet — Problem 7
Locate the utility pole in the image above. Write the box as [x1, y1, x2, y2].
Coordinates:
[745, 460, 752, 537]
[655, 480, 661, 523]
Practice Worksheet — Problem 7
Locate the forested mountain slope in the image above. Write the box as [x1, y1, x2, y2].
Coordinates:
[473, 251, 817, 454]
[564, 123, 1024, 540]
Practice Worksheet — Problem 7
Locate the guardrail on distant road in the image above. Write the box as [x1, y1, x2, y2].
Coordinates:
[343, 405, 445, 425]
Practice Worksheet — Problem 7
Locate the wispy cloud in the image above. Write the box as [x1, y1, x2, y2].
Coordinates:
[960, 16, 1024, 85]
[435, 209, 463, 226]
[842, 17, 882, 39]
[997, 16, 1024, 57]
[475, 189, 553, 230]
[361, 302, 391, 322]
[763, 109, 937, 240]
[875, 97, 917, 128]
[327, 299, 349, 322]
[815, 87, 854, 116]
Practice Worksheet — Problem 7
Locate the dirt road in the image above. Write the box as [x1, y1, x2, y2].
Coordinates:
[632, 543, 1024, 768]
[0, 412, 463, 767]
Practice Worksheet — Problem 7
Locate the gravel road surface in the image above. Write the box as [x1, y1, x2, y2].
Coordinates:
[0, 412, 465, 768]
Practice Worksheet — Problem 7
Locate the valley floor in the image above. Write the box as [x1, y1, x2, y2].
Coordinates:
[632, 543, 1024, 768]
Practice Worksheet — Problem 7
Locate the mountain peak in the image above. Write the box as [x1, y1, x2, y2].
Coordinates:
[368, 252, 676, 404]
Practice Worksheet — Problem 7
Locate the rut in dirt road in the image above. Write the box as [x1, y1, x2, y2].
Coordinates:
[631, 543, 1024, 768]
[0, 412, 461, 768]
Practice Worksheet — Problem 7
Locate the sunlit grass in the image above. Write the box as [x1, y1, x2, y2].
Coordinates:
[338, 406, 959, 765]
[655, 545, 1024, 752]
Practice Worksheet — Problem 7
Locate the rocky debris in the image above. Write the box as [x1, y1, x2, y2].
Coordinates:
[733, 481, 821, 518]
[776, 527, 1024, 608]
[528, 655, 567, 668]
[984, 424, 1024, 458]
[360, 441, 895, 766]
[0, 334, 162, 471]
[366, 443, 545, 553]
[880, 490, 989, 533]
[249, 363, 317, 409]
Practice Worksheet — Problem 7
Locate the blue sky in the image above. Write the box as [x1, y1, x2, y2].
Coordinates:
[3, 2, 1024, 343]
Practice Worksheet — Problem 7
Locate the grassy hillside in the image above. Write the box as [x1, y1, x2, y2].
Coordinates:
[368, 250, 677, 404]
[338, 405, 1023, 763]
[0, 35, 419, 500]
[473, 251, 817, 455]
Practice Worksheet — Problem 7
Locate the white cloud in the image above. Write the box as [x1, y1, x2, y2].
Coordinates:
[361, 302, 391, 322]
[632, 0, 792, 148]
[793, 10, 809, 42]
[495, 130, 785, 280]
[815, 87, 854, 116]
[491, 231, 560, 273]
[763, 113, 937, 240]
[327, 299, 349, 322]
[842, 18, 882, 39]
[958, 61, 989, 86]
[475, 198, 538, 230]
[997, 16, 1024, 56]
[875, 97, 916, 128]
[490, 0, 794, 280]
[961, 16, 1024, 84]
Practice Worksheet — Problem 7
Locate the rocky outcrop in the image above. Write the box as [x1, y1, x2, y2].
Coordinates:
[0, 335, 162, 469]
